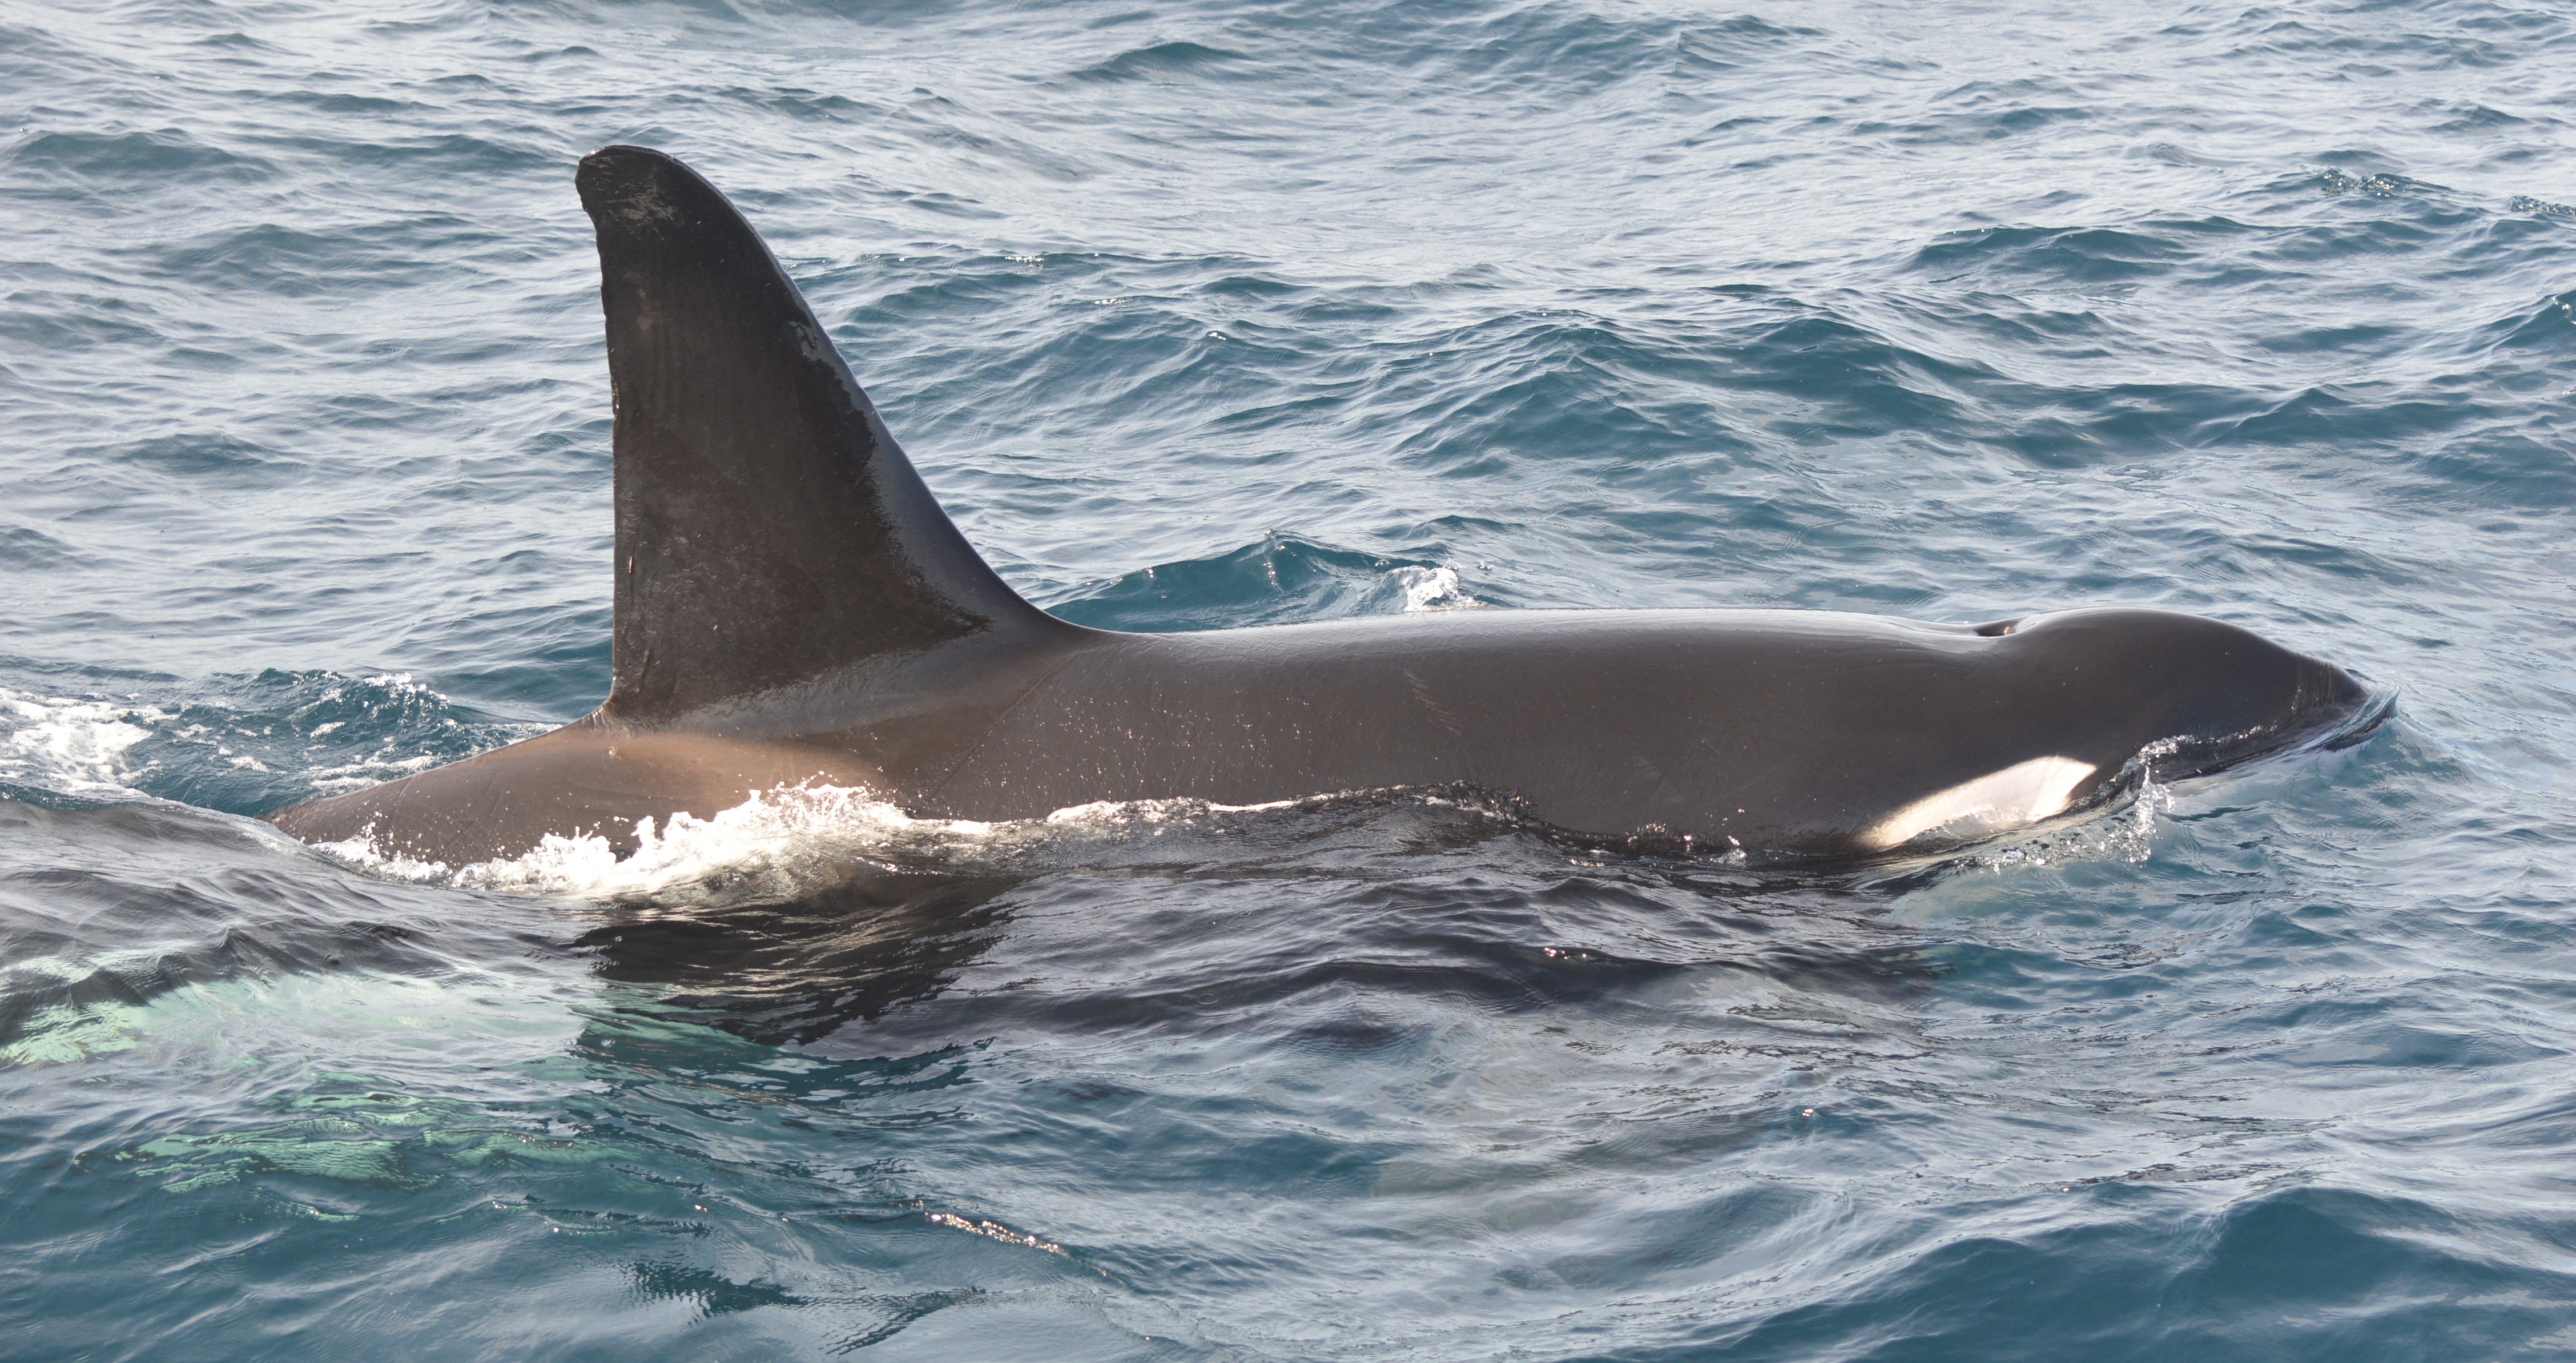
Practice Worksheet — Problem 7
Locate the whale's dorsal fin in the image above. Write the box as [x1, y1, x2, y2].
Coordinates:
[574, 144, 1058, 723]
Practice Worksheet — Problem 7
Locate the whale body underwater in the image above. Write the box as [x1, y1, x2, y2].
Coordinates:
[271, 146, 2380, 869]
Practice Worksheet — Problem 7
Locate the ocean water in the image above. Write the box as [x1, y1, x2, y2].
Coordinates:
[5, 0, 2574, 1356]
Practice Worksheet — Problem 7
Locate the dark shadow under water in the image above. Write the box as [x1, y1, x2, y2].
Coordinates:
[557, 792, 1965, 1069]
[573, 871, 1024, 1048]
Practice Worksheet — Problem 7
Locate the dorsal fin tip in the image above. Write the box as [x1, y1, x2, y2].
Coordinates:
[574, 145, 1057, 725]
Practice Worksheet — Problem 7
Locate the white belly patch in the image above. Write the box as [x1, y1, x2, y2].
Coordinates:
[1857, 755, 2099, 851]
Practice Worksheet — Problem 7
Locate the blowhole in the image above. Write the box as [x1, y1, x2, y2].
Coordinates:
[1973, 617, 2023, 638]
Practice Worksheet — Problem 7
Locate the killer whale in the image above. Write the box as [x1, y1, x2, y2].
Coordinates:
[269, 146, 2375, 869]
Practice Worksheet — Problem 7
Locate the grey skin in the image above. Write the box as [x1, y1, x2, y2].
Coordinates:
[270, 146, 2376, 868]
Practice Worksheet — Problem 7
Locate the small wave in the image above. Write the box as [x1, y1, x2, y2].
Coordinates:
[1907, 222, 2191, 284]
[1051, 534, 1483, 630]
[2316, 168, 2451, 198]
[1067, 41, 1250, 85]
[5, 127, 276, 186]
[0, 672, 538, 815]
[0, 522, 81, 570]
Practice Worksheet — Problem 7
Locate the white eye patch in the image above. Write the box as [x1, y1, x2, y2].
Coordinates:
[1858, 755, 2098, 851]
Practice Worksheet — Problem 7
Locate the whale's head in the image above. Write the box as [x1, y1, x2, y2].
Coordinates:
[1990, 607, 2380, 782]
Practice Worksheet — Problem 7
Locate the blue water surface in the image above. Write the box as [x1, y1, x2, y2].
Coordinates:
[4, 0, 2575, 1357]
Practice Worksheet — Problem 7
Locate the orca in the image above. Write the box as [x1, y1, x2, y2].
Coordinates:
[269, 146, 2377, 869]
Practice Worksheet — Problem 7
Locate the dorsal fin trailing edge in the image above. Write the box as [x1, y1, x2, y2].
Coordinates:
[574, 144, 1060, 724]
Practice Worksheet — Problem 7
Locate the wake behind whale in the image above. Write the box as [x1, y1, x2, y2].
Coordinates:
[270, 147, 2379, 872]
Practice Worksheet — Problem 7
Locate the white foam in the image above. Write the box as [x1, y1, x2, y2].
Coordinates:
[361, 672, 433, 696]
[0, 673, 513, 803]
[1394, 564, 1478, 612]
[314, 783, 1042, 903]
[313, 783, 1488, 904]
[0, 689, 164, 793]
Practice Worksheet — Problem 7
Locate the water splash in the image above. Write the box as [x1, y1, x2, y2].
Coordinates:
[1393, 564, 1479, 612]
[0, 689, 162, 794]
